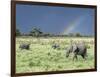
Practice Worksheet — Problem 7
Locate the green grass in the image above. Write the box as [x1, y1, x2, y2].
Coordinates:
[16, 37, 95, 73]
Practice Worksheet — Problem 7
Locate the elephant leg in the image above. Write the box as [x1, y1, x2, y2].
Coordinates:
[81, 54, 86, 60]
[73, 54, 78, 61]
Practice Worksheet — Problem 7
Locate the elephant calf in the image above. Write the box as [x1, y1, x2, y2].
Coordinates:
[52, 44, 60, 49]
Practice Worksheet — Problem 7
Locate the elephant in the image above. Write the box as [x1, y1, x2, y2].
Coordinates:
[52, 44, 60, 49]
[19, 43, 30, 50]
[66, 42, 87, 60]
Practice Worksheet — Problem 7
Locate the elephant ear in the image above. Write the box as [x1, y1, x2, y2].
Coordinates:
[72, 44, 79, 53]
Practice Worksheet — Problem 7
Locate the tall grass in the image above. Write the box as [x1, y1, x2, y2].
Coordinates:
[16, 37, 94, 73]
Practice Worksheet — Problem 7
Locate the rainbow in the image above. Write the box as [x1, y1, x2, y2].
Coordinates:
[61, 15, 85, 35]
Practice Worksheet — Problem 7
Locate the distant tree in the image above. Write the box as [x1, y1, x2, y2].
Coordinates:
[16, 29, 21, 36]
[75, 33, 81, 37]
[29, 27, 43, 37]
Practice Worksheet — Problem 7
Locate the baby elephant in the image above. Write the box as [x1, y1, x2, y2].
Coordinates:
[19, 43, 30, 50]
[66, 43, 87, 60]
[52, 44, 60, 49]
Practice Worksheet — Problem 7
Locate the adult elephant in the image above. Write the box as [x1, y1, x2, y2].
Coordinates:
[19, 43, 30, 50]
[66, 42, 87, 60]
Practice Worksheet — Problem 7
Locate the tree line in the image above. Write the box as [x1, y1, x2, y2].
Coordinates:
[16, 27, 93, 37]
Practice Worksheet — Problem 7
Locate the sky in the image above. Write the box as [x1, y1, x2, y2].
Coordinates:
[16, 4, 95, 35]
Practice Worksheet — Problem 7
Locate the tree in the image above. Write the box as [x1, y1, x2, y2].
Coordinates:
[29, 27, 43, 37]
[75, 33, 81, 37]
[16, 29, 21, 36]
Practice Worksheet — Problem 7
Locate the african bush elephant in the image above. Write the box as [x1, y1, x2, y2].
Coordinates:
[66, 42, 87, 60]
[52, 44, 60, 49]
[19, 43, 30, 50]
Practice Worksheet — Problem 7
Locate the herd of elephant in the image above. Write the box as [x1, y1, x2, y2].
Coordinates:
[19, 41, 87, 60]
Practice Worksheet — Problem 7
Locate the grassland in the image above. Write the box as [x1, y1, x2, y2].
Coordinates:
[16, 37, 95, 73]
